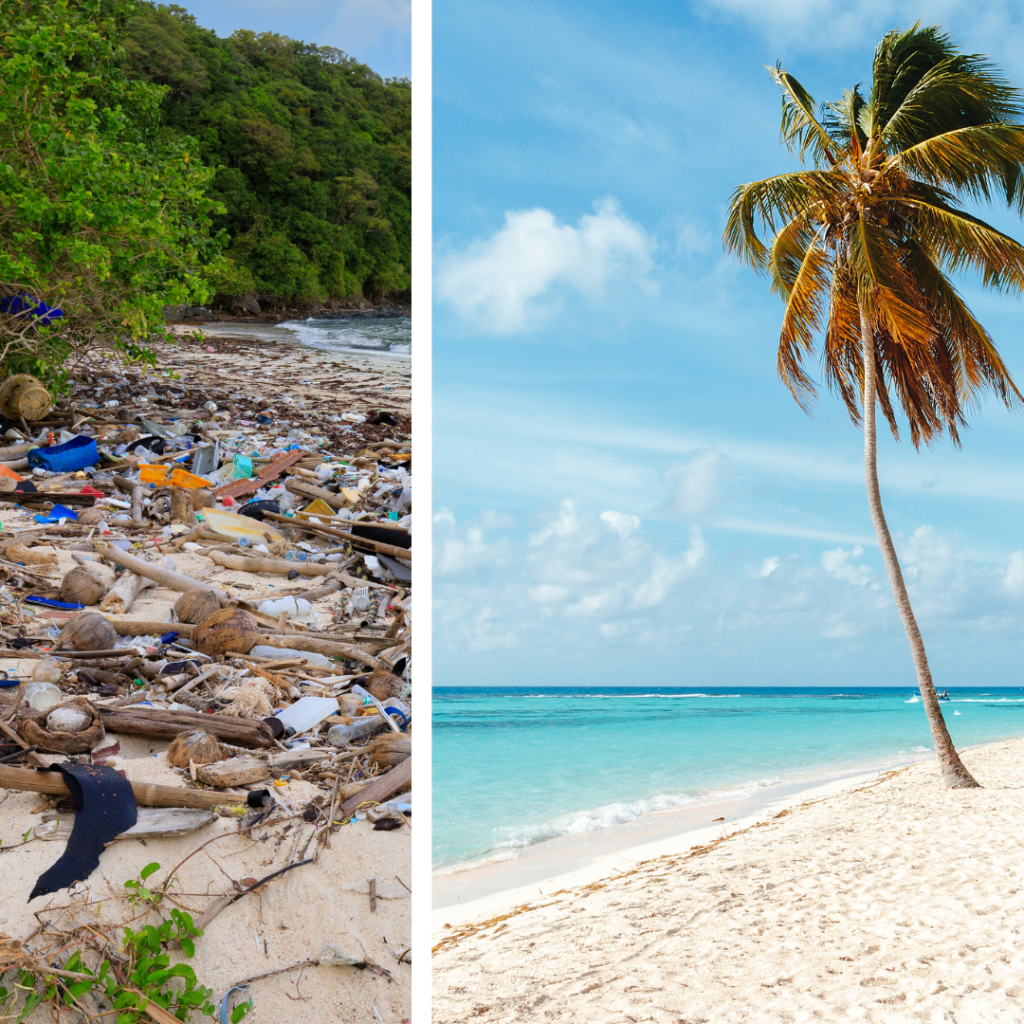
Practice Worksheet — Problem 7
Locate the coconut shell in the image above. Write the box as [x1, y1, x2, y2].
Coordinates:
[76, 508, 106, 525]
[193, 607, 259, 657]
[167, 730, 223, 769]
[363, 671, 404, 703]
[58, 611, 118, 652]
[174, 589, 221, 625]
[18, 698, 104, 755]
[364, 733, 411, 771]
[60, 566, 109, 606]
[46, 704, 93, 733]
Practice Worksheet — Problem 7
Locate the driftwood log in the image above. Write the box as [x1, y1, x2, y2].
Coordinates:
[255, 633, 382, 669]
[40, 806, 217, 841]
[338, 757, 411, 818]
[99, 572, 154, 614]
[0, 765, 246, 808]
[97, 544, 231, 605]
[98, 708, 275, 747]
[17, 705, 274, 748]
[208, 550, 333, 577]
[284, 479, 343, 509]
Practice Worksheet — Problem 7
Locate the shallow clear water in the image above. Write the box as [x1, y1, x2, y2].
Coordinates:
[432, 686, 1024, 870]
[278, 316, 410, 357]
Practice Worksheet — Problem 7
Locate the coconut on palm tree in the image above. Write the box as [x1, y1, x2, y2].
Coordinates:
[725, 25, 1024, 788]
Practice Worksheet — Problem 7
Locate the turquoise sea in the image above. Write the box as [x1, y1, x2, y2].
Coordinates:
[433, 686, 1024, 872]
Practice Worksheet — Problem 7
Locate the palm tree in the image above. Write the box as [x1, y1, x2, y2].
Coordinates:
[725, 25, 1024, 788]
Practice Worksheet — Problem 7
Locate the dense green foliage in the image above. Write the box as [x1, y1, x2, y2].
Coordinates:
[0, 0, 221, 383]
[122, 3, 412, 305]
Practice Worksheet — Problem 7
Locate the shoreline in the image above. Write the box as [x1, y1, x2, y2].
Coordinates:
[432, 765, 887, 928]
[433, 735, 1024, 1023]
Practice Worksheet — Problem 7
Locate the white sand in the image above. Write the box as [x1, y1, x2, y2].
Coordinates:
[0, 776, 411, 1023]
[432, 738, 1024, 1023]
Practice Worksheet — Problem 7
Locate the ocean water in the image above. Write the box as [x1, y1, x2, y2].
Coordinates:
[278, 316, 410, 357]
[433, 686, 1024, 871]
[199, 316, 411, 359]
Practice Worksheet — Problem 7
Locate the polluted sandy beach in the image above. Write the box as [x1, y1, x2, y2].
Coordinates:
[0, 324, 411, 1023]
[433, 738, 1024, 1023]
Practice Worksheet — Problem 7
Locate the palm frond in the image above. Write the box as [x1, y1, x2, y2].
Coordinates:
[892, 124, 1024, 209]
[724, 171, 847, 271]
[878, 58, 1023, 149]
[907, 196, 1024, 292]
[767, 64, 840, 168]
[822, 87, 867, 154]
[768, 218, 830, 407]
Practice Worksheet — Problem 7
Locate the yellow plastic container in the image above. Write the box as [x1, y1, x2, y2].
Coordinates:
[303, 498, 335, 516]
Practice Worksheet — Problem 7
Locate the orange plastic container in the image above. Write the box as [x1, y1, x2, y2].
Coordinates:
[139, 464, 211, 489]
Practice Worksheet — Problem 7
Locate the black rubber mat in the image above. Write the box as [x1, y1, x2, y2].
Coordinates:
[29, 762, 138, 901]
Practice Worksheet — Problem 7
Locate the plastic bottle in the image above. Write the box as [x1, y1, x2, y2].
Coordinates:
[273, 695, 338, 737]
[249, 645, 332, 668]
[258, 597, 312, 620]
[327, 716, 387, 745]
[31, 657, 61, 683]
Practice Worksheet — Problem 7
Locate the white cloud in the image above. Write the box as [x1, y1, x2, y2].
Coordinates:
[600, 510, 641, 538]
[434, 502, 1024, 684]
[663, 450, 732, 519]
[1005, 551, 1024, 593]
[820, 545, 873, 587]
[435, 198, 655, 332]
[433, 507, 506, 577]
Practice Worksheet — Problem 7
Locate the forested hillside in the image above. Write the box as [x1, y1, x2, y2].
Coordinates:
[123, 3, 411, 309]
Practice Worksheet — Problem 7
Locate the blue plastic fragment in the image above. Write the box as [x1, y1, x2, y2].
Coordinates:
[219, 985, 251, 1024]
[25, 596, 84, 610]
[33, 504, 78, 524]
[159, 631, 179, 645]
[0, 293, 63, 325]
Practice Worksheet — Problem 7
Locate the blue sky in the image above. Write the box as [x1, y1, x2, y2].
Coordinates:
[433, 0, 1024, 687]
[179, 0, 410, 79]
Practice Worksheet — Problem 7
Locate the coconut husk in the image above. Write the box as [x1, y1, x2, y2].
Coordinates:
[75, 508, 106, 526]
[167, 730, 223, 769]
[175, 589, 221, 625]
[58, 611, 118, 651]
[193, 607, 259, 657]
[362, 671, 404, 703]
[18, 698, 104, 754]
[364, 733, 411, 771]
[4, 542, 56, 565]
[60, 566, 109, 606]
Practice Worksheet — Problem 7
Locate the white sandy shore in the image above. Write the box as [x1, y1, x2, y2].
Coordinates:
[433, 769, 900, 916]
[433, 737, 1024, 1023]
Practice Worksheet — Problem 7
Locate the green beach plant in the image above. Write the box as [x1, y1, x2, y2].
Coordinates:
[725, 25, 1024, 788]
[0, 0, 223, 384]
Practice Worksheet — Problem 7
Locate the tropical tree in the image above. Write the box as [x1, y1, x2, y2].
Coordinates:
[725, 25, 1024, 788]
[0, 0, 222, 385]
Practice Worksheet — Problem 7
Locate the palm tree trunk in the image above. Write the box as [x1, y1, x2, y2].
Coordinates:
[859, 307, 980, 788]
